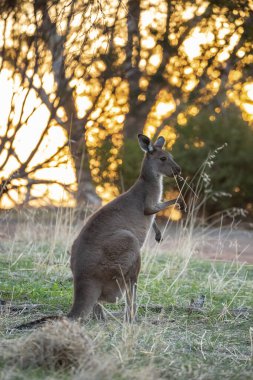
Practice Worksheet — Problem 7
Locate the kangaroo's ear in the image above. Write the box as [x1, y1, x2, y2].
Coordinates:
[138, 134, 154, 153]
[154, 136, 165, 149]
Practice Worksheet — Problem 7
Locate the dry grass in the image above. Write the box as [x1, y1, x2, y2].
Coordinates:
[0, 191, 253, 380]
[2, 319, 93, 371]
[0, 318, 163, 380]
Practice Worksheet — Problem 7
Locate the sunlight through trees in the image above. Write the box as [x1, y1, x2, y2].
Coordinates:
[0, 0, 253, 216]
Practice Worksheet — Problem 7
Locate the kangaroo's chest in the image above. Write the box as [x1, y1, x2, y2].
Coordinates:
[145, 178, 163, 205]
[132, 179, 163, 247]
[130, 213, 155, 248]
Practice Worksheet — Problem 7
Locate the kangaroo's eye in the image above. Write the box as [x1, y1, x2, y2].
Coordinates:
[160, 157, 166, 161]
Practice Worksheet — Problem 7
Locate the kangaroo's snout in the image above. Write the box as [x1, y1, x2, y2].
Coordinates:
[172, 165, 181, 176]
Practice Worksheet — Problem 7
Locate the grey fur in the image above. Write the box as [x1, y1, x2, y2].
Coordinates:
[68, 134, 183, 322]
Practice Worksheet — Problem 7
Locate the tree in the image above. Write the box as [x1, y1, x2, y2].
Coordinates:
[79, 0, 253, 195]
[0, 0, 107, 207]
[0, 0, 253, 211]
[0, 1, 72, 207]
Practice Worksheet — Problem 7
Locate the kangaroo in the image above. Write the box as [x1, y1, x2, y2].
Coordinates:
[15, 134, 184, 329]
[67, 134, 183, 322]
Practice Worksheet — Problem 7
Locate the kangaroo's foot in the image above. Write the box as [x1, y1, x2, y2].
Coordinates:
[67, 279, 101, 320]
[92, 303, 106, 321]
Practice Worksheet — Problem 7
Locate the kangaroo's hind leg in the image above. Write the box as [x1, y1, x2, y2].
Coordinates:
[102, 229, 141, 322]
[67, 277, 101, 320]
[92, 303, 105, 320]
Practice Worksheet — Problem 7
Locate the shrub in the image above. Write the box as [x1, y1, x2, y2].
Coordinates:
[172, 105, 253, 216]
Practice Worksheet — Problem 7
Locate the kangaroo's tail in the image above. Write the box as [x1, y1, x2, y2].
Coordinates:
[13, 315, 65, 330]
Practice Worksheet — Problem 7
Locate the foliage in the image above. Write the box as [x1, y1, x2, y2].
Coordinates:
[172, 106, 253, 215]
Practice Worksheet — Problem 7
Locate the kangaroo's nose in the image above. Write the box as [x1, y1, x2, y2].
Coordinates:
[173, 166, 181, 176]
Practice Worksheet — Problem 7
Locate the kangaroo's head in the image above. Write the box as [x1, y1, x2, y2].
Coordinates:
[138, 134, 181, 178]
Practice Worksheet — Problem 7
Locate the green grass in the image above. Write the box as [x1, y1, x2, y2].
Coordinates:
[0, 231, 253, 380]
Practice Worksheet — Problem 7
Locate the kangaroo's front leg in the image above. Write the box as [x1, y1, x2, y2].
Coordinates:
[152, 220, 162, 242]
[144, 198, 186, 216]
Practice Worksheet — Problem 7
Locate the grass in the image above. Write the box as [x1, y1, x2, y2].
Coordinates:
[0, 209, 253, 380]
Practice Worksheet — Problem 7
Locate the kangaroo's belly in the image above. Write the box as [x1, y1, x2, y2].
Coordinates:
[131, 215, 154, 247]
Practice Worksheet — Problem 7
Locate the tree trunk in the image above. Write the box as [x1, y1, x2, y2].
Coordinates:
[39, 2, 101, 207]
[123, 0, 142, 139]
[124, 106, 149, 138]
[70, 118, 101, 207]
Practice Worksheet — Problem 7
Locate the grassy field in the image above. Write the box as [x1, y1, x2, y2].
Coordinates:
[0, 210, 253, 380]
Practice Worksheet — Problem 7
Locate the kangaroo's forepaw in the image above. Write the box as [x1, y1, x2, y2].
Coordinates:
[155, 232, 163, 243]
[177, 198, 187, 212]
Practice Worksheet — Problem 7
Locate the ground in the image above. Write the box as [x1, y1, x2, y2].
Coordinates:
[0, 209, 252, 379]
[161, 223, 253, 264]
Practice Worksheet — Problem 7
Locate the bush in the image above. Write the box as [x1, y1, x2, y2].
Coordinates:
[172, 105, 253, 216]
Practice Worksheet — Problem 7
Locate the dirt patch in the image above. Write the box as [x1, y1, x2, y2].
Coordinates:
[158, 225, 253, 264]
[194, 227, 253, 264]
